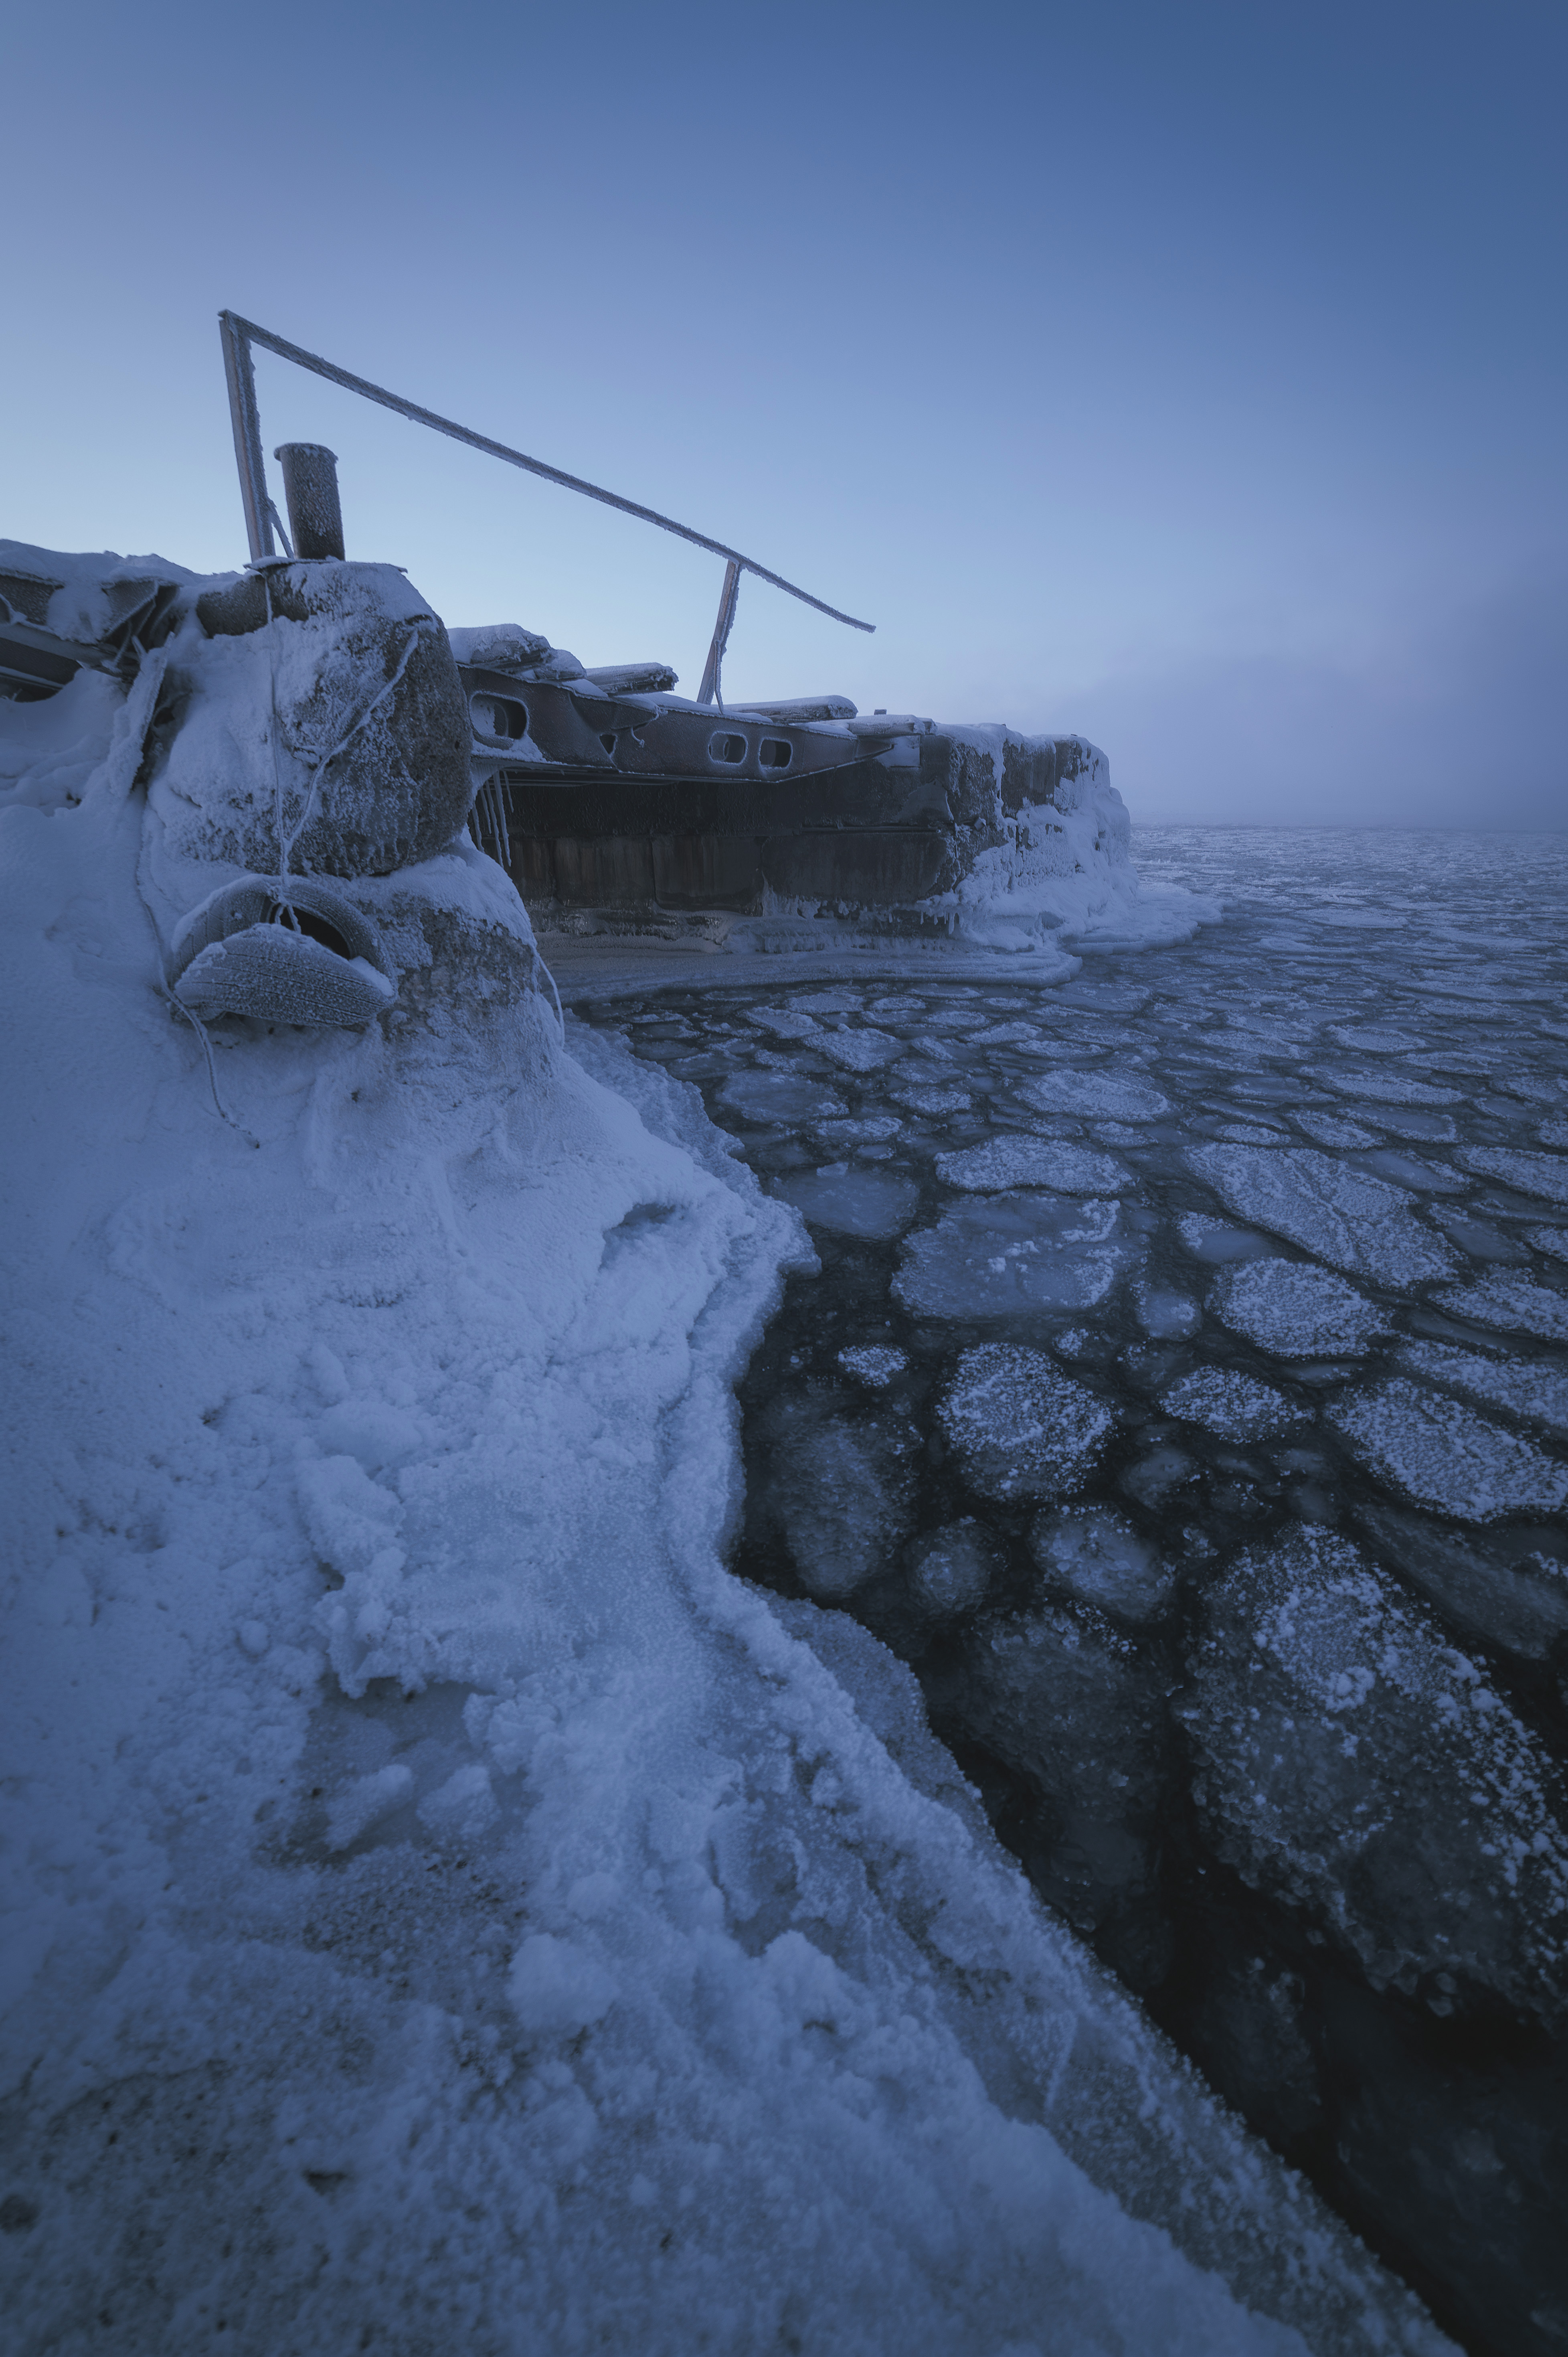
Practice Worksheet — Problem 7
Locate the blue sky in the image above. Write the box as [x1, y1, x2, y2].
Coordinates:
[5, 0, 1564, 825]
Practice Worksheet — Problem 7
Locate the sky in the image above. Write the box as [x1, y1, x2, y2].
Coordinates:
[4, 0, 1564, 828]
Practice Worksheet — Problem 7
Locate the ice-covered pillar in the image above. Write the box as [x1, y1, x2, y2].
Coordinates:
[274, 443, 346, 561]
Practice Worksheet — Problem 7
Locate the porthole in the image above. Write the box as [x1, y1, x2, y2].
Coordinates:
[758, 737, 792, 770]
[469, 690, 528, 743]
[707, 732, 747, 765]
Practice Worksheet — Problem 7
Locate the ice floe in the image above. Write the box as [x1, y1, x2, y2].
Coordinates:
[1179, 1528, 1568, 2024]
[1161, 1368, 1305, 1442]
[1190, 1146, 1457, 1287]
[773, 1166, 921, 1239]
[1022, 1071, 1172, 1122]
[894, 1193, 1131, 1319]
[934, 1136, 1131, 1194]
[1433, 1275, 1568, 1343]
[1398, 1340, 1568, 1437]
[1458, 1147, 1568, 1203]
[1029, 1506, 1175, 1624]
[938, 1345, 1116, 1502]
[1329, 1379, 1568, 1523]
[1211, 1259, 1389, 1358]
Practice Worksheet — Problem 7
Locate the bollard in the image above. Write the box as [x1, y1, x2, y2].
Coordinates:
[274, 442, 345, 561]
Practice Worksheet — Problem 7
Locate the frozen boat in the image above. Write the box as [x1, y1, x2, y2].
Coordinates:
[1, 311, 1116, 948]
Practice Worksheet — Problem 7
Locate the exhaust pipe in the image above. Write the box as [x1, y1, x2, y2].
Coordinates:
[274, 441, 345, 561]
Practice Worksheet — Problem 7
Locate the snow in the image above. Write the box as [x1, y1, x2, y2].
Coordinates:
[1396, 1341, 1568, 1438]
[0, 553, 1464, 2355]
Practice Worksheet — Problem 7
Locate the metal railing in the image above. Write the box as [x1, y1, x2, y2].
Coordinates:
[218, 311, 873, 706]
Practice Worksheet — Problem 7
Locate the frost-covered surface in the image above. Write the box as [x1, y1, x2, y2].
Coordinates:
[0, 642, 1457, 2352]
[1180, 1529, 1568, 2023]
[930, 728, 1220, 955]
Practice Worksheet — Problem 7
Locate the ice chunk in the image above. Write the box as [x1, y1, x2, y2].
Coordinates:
[1212, 1261, 1388, 1359]
[1354, 1497, 1568, 1663]
[1528, 1225, 1568, 1262]
[1329, 1380, 1568, 1523]
[1177, 1214, 1279, 1265]
[756, 1399, 919, 1599]
[935, 1138, 1130, 1195]
[1321, 1072, 1462, 1106]
[773, 1168, 921, 1240]
[1293, 1113, 1381, 1150]
[1398, 1341, 1568, 1438]
[1190, 1146, 1457, 1286]
[890, 1082, 972, 1116]
[1135, 1285, 1202, 1339]
[951, 1600, 1170, 1924]
[1433, 1276, 1568, 1343]
[1328, 1027, 1426, 1053]
[746, 1003, 822, 1040]
[1161, 1369, 1304, 1442]
[938, 1345, 1115, 1503]
[1029, 1506, 1175, 1623]
[719, 1071, 848, 1126]
[1119, 1446, 1198, 1507]
[814, 1027, 906, 1073]
[1178, 1528, 1568, 2023]
[838, 1345, 908, 1388]
[1458, 1148, 1568, 1204]
[904, 1519, 1005, 1620]
[1022, 1071, 1172, 1122]
[812, 1114, 902, 1148]
[894, 1193, 1131, 1320]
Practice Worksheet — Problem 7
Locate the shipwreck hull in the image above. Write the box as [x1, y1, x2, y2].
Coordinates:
[476, 725, 1107, 931]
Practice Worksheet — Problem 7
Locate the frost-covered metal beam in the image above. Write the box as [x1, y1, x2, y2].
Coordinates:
[216, 312, 874, 634]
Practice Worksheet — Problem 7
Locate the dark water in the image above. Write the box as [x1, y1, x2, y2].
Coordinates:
[569, 827, 1568, 2357]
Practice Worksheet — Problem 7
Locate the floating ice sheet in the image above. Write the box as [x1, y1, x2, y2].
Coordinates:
[1190, 1146, 1457, 1287]
[1211, 1260, 1388, 1358]
[720, 1071, 849, 1125]
[1434, 1276, 1568, 1342]
[894, 1193, 1132, 1320]
[1180, 1528, 1568, 2024]
[814, 1026, 907, 1073]
[773, 1167, 921, 1240]
[1397, 1342, 1568, 1438]
[1022, 1071, 1172, 1122]
[1329, 1379, 1568, 1523]
[938, 1345, 1116, 1503]
[934, 1137, 1131, 1194]
[1458, 1148, 1568, 1203]
[1161, 1368, 1305, 1442]
[1029, 1506, 1175, 1623]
